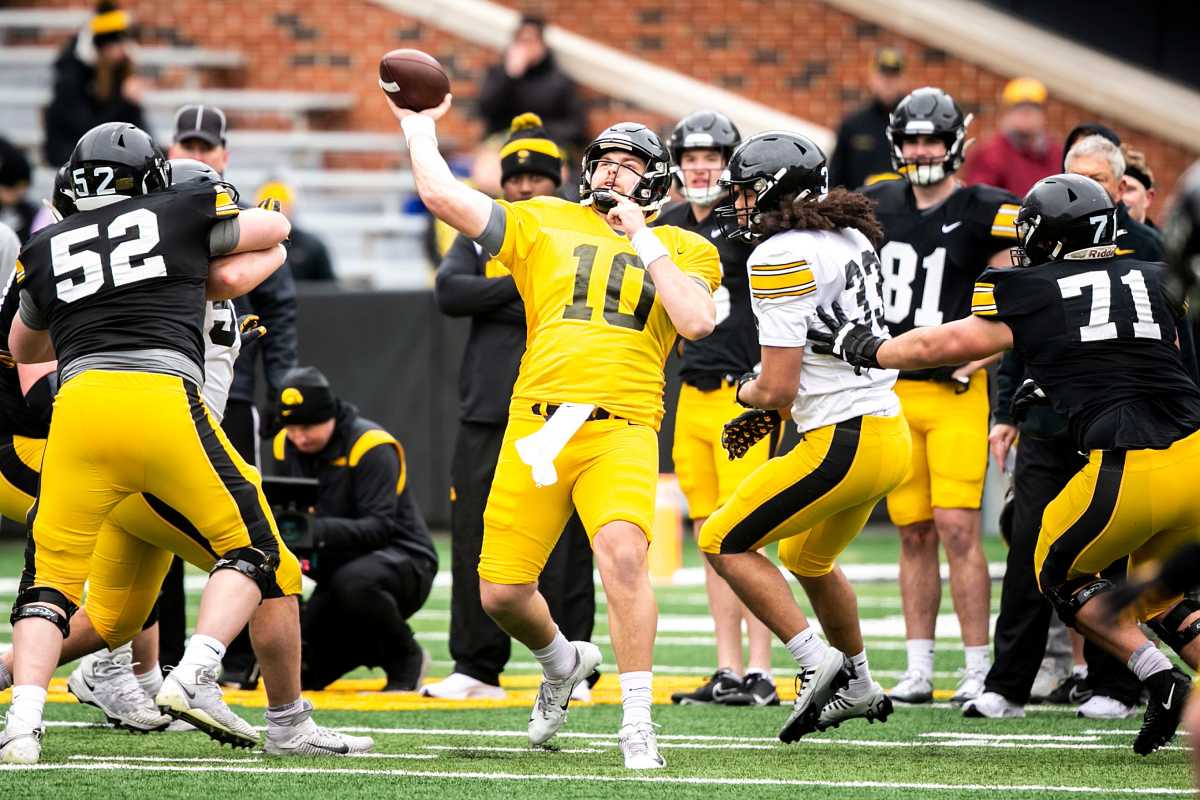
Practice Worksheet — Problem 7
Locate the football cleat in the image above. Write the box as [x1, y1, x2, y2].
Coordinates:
[1030, 654, 1073, 703]
[889, 669, 934, 704]
[723, 672, 780, 707]
[618, 722, 665, 769]
[155, 664, 259, 749]
[264, 699, 374, 756]
[68, 646, 171, 733]
[1134, 668, 1191, 756]
[0, 725, 43, 765]
[420, 672, 507, 700]
[951, 668, 987, 706]
[817, 681, 894, 730]
[1046, 671, 1092, 705]
[779, 648, 852, 743]
[1077, 695, 1136, 720]
[962, 691, 1026, 719]
[670, 668, 743, 705]
[528, 641, 602, 746]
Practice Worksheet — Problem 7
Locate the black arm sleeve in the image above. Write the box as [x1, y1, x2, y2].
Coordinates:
[434, 233, 520, 317]
[248, 266, 299, 393]
[310, 445, 402, 554]
[993, 349, 1024, 426]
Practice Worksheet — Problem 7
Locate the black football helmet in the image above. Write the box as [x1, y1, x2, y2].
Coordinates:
[1163, 162, 1200, 309]
[887, 87, 972, 186]
[1012, 173, 1117, 267]
[668, 110, 741, 206]
[579, 122, 672, 215]
[713, 131, 828, 242]
[168, 157, 241, 205]
[50, 165, 76, 221]
[68, 122, 169, 210]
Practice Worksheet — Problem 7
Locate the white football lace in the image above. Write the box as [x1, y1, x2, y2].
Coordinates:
[93, 651, 154, 711]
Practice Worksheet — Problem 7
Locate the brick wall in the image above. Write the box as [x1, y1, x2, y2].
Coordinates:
[24, 0, 1198, 196]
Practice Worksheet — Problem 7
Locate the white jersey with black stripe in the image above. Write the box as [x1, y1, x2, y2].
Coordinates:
[747, 227, 900, 433]
[202, 299, 240, 422]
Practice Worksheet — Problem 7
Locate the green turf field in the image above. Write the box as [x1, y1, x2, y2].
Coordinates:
[0, 532, 1192, 798]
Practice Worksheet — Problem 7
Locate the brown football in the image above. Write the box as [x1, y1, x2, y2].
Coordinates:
[378, 49, 450, 112]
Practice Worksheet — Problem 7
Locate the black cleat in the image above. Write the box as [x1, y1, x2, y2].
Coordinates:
[1134, 668, 1191, 756]
[1046, 672, 1092, 705]
[671, 669, 743, 705]
[722, 672, 781, 707]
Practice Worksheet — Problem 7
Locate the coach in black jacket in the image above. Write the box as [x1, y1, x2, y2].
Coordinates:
[272, 367, 438, 692]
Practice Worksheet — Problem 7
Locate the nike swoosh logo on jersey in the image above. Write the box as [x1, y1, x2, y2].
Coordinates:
[1164, 684, 1176, 709]
[941, 221, 963, 233]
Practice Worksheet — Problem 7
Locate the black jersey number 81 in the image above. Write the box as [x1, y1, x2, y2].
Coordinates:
[49, 207, 165, 303]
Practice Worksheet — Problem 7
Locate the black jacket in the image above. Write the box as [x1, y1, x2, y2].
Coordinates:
[478, 53, 587, 151]
[43, 35, 150, 167]
[273, 402, 437, 582]
[286, 226, 335, 283]
[434, 233, 525, 424]
[830, 99, 896, 190]
[1115, 202, 1164, 262]
[230, 264, 299, 404]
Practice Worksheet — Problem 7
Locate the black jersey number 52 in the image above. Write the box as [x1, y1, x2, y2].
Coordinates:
[49, 208, 166, 303]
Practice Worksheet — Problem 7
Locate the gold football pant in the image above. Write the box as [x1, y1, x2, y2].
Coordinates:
[886, 372, 989, 526]
[700, 413, 912, 576]
[1035, 427, 1200, 621]
[0, 433, 44, 524]
[27, 370, 283, 610]
[480, 407, 658, 585]
[673, 383, 774, 519]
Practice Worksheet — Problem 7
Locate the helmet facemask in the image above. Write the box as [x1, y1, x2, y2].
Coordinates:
[579, 144, 671, 217]
[888, 113, 973, 187]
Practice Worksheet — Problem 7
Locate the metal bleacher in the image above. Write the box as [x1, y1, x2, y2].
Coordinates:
[0, 8, 431, 289]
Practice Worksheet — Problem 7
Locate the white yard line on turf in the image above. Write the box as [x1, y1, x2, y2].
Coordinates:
[421, 745, 604, 754]
[68, 755, 263, 763]
[0, 762, 1186, 795]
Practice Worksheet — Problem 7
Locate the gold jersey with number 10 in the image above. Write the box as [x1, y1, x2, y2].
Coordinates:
[491, 195, 721, 429]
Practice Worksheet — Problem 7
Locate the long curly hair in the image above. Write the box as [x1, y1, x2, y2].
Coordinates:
[754, 188, 884, 248]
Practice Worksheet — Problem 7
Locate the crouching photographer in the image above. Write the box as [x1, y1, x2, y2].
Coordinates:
[271, 367, 438, 692]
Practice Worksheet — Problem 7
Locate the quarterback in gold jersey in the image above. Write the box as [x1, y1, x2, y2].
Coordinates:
[389, 94, 719, 769]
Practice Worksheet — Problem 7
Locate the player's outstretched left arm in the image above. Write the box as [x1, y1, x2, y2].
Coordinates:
[810, 303, 1013, 370]
[608, 196, 715, 341]
[386, 94, 495, 239]
[207, 244, 288, 301]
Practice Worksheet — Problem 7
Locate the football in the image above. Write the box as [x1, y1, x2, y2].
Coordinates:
[378, 48, 450, 111]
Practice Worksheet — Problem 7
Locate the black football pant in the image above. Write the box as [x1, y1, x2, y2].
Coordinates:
[300, 548, 436, 689]
[449, 421, 596, 687]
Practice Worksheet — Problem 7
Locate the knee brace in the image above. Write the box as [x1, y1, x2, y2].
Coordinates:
[10, 587, 77, 638]
[1148, 598, 1200, 654]
[1044, 576, 1113, 631]
[211, 547, 279, 596]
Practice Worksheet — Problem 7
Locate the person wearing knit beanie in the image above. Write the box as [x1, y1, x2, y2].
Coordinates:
[499, 113, 564, 191]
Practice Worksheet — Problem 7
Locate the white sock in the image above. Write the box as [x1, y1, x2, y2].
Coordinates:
[1072, 664, 1088, 680]
[7, 685, 48, 734]
[0, 657, 11, 692]
[177, 634, 226, 673]
[619, 671, 653, 727]
[964, 645, 991, 674]
[785, 628, 828, 669]
[745, 666, 773, 683]
[847, 649, 873, 696]
[906, 639, 935, 678]
[135, 663, 163, 697]
[531, 631, 577, 681]
[1128, 642, 1173, 682]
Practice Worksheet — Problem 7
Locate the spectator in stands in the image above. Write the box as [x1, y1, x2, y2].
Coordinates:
[1120, 146, 1156, 227]
[256, 181, 336, 282]
[478, 15, 587, 154]
[0, 137, 37, 243]
[270, 367, 438, 692]
[42, 1, 149, 166]
[1065, 134, 1163, 260]
[829, 47, 907, 189]
[963, 78, 1061, 196]
[427, 113, 595, 701]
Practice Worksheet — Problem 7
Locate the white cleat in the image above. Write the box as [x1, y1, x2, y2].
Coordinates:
[68, 646, 171, 733]
[528, 641, 602, 746]
[1077, 695, 1136, 720]
[951, 668, 988, 707]
[264, 699, 375, 756]
[962, 691, 1026, 718]
[570, 680, 592, 703]
[817, 681, 894, 730]
[420, 672, 507, 700]
[0, 725, 43, 765]
[779, 648, 852, 743]
[155, 665, 259, 749]
[618, 722, 665, 769]
[889, 669, 934, 704]
[1030, 654, 1072, 703]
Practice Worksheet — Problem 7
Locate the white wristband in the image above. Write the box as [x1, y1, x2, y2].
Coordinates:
[400, 114, 438, 146]
[631, 228, 669, 266]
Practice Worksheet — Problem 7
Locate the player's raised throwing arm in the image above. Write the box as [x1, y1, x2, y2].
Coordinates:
[386, 94, 495, 239]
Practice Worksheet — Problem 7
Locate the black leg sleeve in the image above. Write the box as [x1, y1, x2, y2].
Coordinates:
[157, 557, 187, 668]
[217, 399, 261, 679]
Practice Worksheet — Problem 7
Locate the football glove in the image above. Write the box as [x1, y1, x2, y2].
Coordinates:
[238, 313, 267, 346]
[1010, 378, 1049, 424]
[722, 409, 782, 461]
[928, 366, 971, 394]
[257, 197, 282, 213]
[809, 304, 884, 373]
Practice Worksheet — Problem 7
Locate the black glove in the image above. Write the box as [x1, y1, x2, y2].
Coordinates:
[1010, 378, 1049, 424]
[238, 313, 267, 346]
[276, 509, 316, 553]
[927, 366, 971, 394]
[809, 304, 884, 373]
[257, 197, 282, 213]
[722, 409, 782, 460]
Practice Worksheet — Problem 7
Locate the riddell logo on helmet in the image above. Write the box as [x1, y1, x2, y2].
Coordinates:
[1065, 245, 1118, 260]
